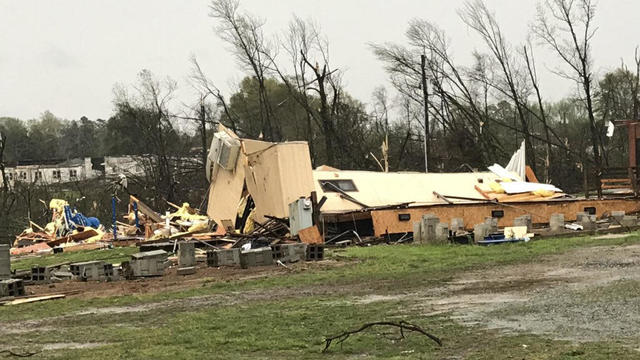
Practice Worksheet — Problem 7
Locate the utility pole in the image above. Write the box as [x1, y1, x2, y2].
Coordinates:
[421, 54, 430, 173]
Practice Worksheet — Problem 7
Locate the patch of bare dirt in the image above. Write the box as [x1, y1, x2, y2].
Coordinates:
[25, 259, 347, 300]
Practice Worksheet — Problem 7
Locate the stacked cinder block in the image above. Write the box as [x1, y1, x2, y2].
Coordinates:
[434, 223, 449, 244]
[129, 250, 168, 277]
[0, 244, 10, 280]
[420, 214, 440, 244]
[240, 248, 274, 269]
[177, 242, 196, 275]
[271, 244, 284, 260]
[513, 215, 532, 229]
[484, 217, 498, 232]
[280, 243, 307, 263]
[306, 244, 324, 261]
[450, 218, 464, 233]
[31, 266, 52, 284]
[0, 279, 24, 297]
[549, 213, 565, 231]
[207, 248, 240, 267]
[70, 261, 107, 281]
[473, 223, 491, 243]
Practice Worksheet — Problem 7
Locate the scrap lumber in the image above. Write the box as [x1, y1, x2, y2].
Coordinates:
[525, 166, 539, 183]
[4, 294, 65, 306]
[130, 195, 163, 223]
[298, 225, 323, 244]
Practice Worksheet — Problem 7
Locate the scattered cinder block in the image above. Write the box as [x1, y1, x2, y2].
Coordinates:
[579, 214, 596, 230]
[306, 244, 324, 261]
[130, 250, 168, 277]
[611, 211, 626, 222]
[177, 266, 196, 276]
[550, 213, 565, 231]
[207, 248, 240, 267]
[621, 215, 638, 227]
[31, 266, 52, 284]
[178, 242, 196, 268]
[0, 244, 10, 280]
[0, 279, 24, 297]
[576, 212, 589, 223]
[281, 243, 307, 263]
[240, 247, 274, 269]
[70, 261, 106, 281]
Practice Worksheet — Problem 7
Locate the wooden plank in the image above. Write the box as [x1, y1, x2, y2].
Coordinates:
[130, 195, 162, 223]
[4, 294, 65, 306]
[370, 198, 640, 236]
[298, 225, 323, 244]
[525, 166, 539, 183]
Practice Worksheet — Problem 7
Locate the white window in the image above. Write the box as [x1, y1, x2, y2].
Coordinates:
[70, 169, 78, 178]
[7, 173, 13, 180]
[52, 170, 61, 179]
[19, 172, 26, 180]
[35, 171, 42, 180]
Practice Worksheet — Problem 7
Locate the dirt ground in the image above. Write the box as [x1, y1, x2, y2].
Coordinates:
[13, 238, 640, 346]
[26, 259, 346, 299]
[362, 234, 640, 344]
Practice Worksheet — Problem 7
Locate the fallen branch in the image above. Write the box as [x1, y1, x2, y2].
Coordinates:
[0, 349, 40, 357]
[322, 320, 441, 353]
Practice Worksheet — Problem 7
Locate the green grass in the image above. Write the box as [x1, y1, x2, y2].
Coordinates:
[11, 246, 139, 271]
[2, 233, 640, 359]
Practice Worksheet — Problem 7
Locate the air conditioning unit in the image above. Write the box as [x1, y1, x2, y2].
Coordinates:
[207, 132, 241, 181]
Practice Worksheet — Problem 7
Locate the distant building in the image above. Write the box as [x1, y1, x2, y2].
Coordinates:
[0, 156, 147, 188]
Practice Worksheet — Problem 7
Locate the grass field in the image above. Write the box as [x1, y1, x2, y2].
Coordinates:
[2, 234, 640, 359]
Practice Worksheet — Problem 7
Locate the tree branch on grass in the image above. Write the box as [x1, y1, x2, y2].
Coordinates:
[322, 320, 442, 353]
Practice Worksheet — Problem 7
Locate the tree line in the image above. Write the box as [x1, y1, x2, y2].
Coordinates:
[2, 0, 640, 203]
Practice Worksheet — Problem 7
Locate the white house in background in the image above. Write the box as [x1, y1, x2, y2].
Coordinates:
[0, 156, 147, 188]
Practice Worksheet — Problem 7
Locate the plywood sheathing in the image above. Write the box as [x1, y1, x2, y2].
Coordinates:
[244, 141, 315, 223]
[206, 134, 246, 227]
[370, 198, 640, 237]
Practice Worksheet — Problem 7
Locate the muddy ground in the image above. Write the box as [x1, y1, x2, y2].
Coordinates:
[8, 236, 640, 348]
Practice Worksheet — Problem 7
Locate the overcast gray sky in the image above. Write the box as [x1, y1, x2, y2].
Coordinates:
[0, 0, 638, 121]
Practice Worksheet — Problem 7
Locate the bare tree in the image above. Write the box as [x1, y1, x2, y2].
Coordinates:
[0, 132, 8, 192]
[209, 0, 277, 140]
[460, 0, 537, 173]
[533, 0, 602, 195]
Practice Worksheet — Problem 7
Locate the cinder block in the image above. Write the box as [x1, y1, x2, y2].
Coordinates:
[178, 242, 196, 268]
[450, 218, 464, 232]
[513, 215, 532, 229]
[611, 211, 626, 222]
[621, 215, 638, 227]
[240, 247, 274, 268]
[306, 244, 324, 261]
[70, 261, 106, 281]
[0, 244, 10, 280]
[421, 214, 440, 243]
[0, 279, 24, 297]
[474, 223, 490, 243]
[177, 266, 196, 275]
[580, 214, 596, 230]
[412, 221, 423, 244]
[31, 266, 52, 284]
[576, 212, 589, 223]
[434, 223, 449, 244]
[550, 213, 564, 231]
[130, 250, 168, 277]
[281, 243, 307, 263]
[484, 217, 498, 232]
[207, 248, 240, 267]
